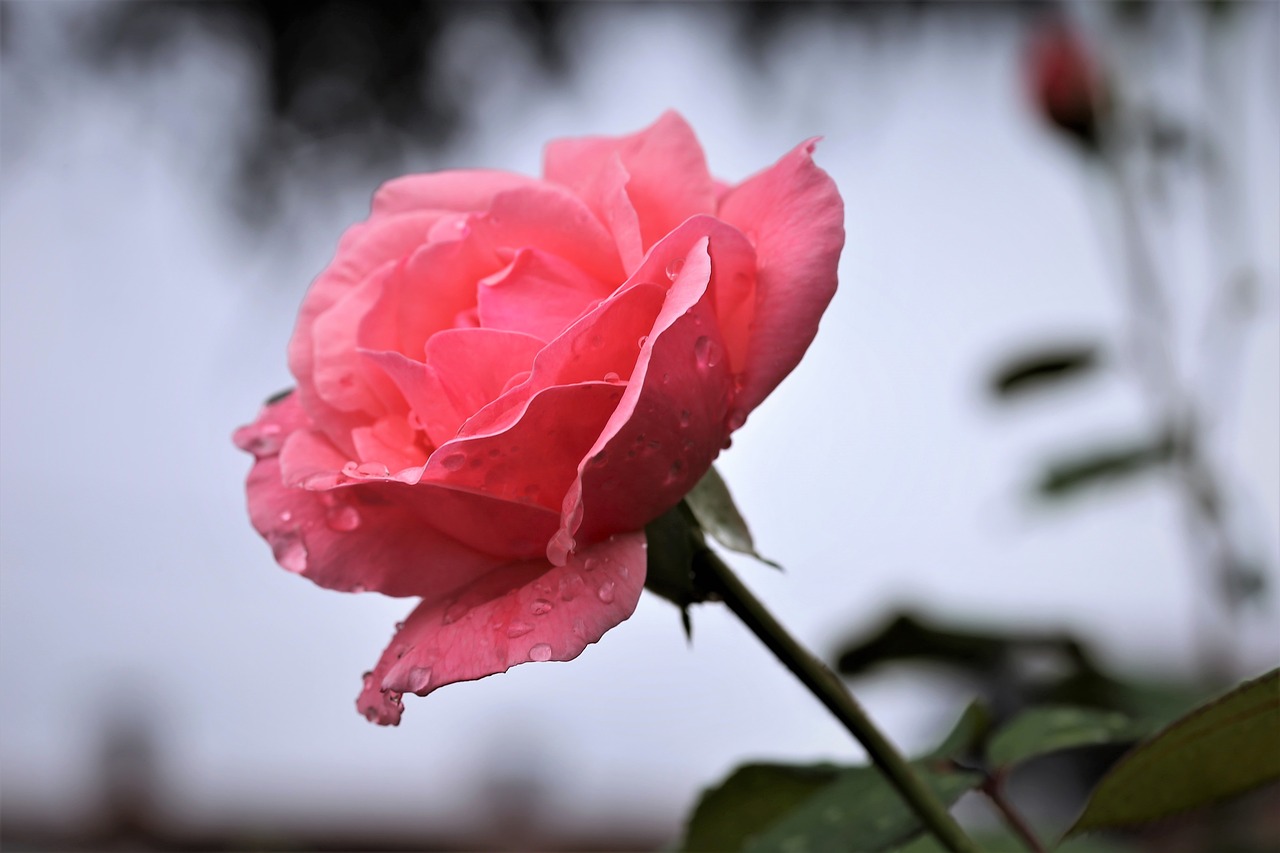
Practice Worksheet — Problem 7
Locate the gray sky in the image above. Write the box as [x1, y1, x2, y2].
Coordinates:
[2, 2, 1277, 842]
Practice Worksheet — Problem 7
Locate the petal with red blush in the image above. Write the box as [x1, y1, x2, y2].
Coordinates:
[357, 531, 646, 725]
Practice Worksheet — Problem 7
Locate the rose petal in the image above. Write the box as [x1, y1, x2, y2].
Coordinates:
[416, 328, 546, 447]
[371, 170, 543, 218]
[716, 138, 845, 422]
[554, 235, 736, 560]
[477, 248, 612, 341]
[544, 110, 716, 259]
[289, 212, 440, 454]
[238, 395, 522, 599]
[357, 531, 646, 725]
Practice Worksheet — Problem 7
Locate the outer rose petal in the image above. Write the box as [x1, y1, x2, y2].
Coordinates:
[717, 138, 845, 421]
[371, 170, 543, 218]
[544, 110, 716, 266]
[236, 395, 524, 598]
[357, 531, 647, 725]
[553, 228, 749, 561]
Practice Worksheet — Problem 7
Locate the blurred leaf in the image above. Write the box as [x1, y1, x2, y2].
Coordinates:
[1068, 668, 1280, 836]
[680, 763, 841, 852]
[891, 827, 1134, 853]
[990, 344, 1101, 399]
[835, 612, 1018, 676]
[1038, 433, 1175, 499]
[987, 706, 1150, 769]
[685, 466, 779, 568]
[680, 762, 981, 853]
[924, 700, 992, 764]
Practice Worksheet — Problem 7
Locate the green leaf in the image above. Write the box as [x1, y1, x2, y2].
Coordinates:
[987, 706, 1149, 769]
[681, 763, 840, 852]
[923, 700, 992, 764]
[685, 466, 779, 568]
[1068, 668, 1280, 836]
[990, 344, 1101, 399]
[1038, 433, 1176, 499]
[679, 762, 981, 853]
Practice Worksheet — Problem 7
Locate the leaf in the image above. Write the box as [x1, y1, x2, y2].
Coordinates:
[744, 765, 981, 853]
[923, 700, 992, 764]
[1068, 668, 1280, 836]
[685, 466, 779, 568]
[990, 344, 1101, 399]
[679, 762, 981, 853]
[987, 706, 1150, 769]
[681, 763, 841, 852]
[1038, 433, 1176, 499]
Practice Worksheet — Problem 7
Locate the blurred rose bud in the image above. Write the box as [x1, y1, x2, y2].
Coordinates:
[1027, 21, 1108, 151]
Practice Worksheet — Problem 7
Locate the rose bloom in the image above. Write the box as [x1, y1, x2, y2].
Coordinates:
[234, 112, 843, 724]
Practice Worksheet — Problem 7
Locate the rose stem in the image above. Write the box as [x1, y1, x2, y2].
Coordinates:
[700, 550, 982, 853]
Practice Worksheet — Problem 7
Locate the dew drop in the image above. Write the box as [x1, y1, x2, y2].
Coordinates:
[603, 371, 621, 383]
[342, 461, 360, 476]
[679, 409, 691, 428]
[241, 423, 283, 456]
[351, 583, 367, 593]
[531, 599, 554, 616]
[407, 411, 426, 432]
[506, 621, 534, 638]
[665, 459, 684, 484]
[326, 505, 361, 532]
[528, 643, 553, 662]
[726, 410, 747, 431]
[694, 336, 721, 370]
[440, 453, 466, 471]
[271, 531, 308, 574]
[665, 257, 685, 281]
[405, 666, 433, 693]
[597, 581, 616, 604]
[278, 510, 293, 523]
[583, 557, 599, 572]
[559, 574, 586, 601]
[356, 461, 388, 477]
[637, 335, 648, 348]
[394, 621, 405, 632]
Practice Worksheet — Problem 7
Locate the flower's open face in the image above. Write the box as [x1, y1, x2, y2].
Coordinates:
[234, 111, 844, 724]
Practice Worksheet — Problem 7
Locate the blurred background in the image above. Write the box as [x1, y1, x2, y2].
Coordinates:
[1, 1, 1277, 850]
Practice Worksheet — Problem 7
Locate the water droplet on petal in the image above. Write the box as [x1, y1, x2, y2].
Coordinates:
[559, 574, 585, 601]
[506, 621, 533, 638]
[531, 599, 554, 616]
[356, 461, 388, 477]
[342, 461, 360, 477]
[405, 666, 433, 693]
[407, 411, 426, 432]
[679, 409, 691, 428]
[326, 505, 361, 531]
[239, 422, 283, 456]
[528, 643, 553, 662]
[603, 371, 620, 383]
[726, 410, 747, 431]
[637, 335, 648, 349]
[597, 581, 616, 604]
[694, 336, 721, 370]
[583, 557, 599, 572]
[271, 531, 308, 574]
[440, 453, 466, 471]
[278, 510, 293, 523]
[665, 257, 685, 281]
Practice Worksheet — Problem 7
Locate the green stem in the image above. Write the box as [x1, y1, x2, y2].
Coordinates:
[700, 551, 982, 853]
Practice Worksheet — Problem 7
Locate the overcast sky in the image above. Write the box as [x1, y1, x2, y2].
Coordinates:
[2, 2, 1277, 843]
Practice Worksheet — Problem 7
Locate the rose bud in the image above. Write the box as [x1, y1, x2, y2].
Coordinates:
[1027, 20, 1109, 151]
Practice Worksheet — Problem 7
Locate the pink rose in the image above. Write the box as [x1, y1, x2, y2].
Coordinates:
[234, 111, 843, 724]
